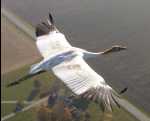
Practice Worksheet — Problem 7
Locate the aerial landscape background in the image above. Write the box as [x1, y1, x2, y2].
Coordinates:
[1, 0, 150, 120]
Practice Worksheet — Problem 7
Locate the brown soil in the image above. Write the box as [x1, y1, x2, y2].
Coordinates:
[1, 15, 42, 74]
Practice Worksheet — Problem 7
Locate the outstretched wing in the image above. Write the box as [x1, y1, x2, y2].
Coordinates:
[35, 13, 72, 58]
[52, 56, 120, 111]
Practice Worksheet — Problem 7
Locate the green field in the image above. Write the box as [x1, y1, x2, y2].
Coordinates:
[1, 65, 138, 121]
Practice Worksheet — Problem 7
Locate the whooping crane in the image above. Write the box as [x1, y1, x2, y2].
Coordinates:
[7, 13, 127, 111]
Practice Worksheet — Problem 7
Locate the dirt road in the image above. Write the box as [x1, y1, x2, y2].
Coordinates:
[1, 8, 41, 74]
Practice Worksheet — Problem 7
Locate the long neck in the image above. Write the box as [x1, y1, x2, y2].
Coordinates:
[83, 51, 103, 59]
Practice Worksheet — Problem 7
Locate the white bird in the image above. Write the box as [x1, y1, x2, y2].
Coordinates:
[7, 13, 127, 111]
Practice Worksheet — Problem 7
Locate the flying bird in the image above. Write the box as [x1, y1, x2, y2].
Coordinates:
[7, 13, 127, 111]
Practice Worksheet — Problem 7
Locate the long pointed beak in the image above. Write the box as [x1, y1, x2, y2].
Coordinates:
[6, 70, 46, 87]
[102, 45, 127, 55]
[112, 45, 127, 51]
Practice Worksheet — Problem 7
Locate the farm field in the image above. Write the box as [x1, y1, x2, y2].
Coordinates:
[2, 6, 150, 115]
[1, 6, 150, 121]
[1, 65, 138, 121]
[1, 14, 41, 74]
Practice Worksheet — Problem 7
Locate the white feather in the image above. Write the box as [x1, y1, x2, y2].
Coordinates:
[34, 14, 122, 111]
[36, 32, 72, 58]
[52, 56, 109, 95]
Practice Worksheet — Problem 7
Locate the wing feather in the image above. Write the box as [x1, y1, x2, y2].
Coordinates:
[35, 13, 120, 111]
[52, 56, 120, 111]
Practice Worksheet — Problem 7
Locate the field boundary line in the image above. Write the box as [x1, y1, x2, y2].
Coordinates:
[1, 97, 48, 121]
[1, 8, 35, 40]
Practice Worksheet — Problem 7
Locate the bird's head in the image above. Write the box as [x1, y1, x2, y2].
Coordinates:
[111, 45, 127, 52]
[102, 45, 127, 55]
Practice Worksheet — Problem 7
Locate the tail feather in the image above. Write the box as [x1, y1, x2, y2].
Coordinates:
[42, 22, 51, 29]
[49, 13, 54, 25]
